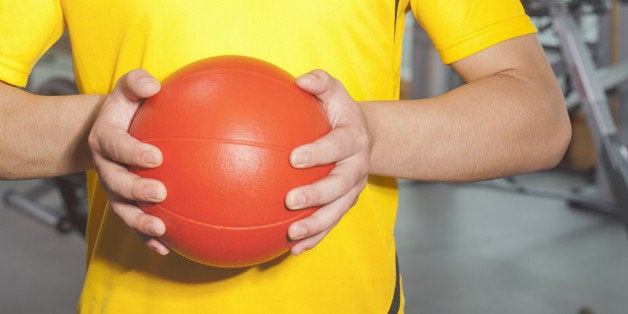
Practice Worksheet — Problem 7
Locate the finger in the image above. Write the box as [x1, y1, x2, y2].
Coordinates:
[109, 196, 166, 237]
[290, 230, 330, 256]
[285, 161, 367, 209]
[290, 125, 368, 169]
[91, 126, 163, 169]
[287, 183, 362, 242]
[296, 70, 361, 130]
[89, 70, 163, 168]
[113, 68, 161, 104]
[97, 69, 161, 128]
[95, 154, 166, 202]
[137, 233, 170, 255]
[295, 70, 352, 104]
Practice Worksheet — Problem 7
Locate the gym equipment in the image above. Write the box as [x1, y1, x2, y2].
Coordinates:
[429, 0, 628, 230]
[484, 0, 628, 228]
[548, 0, 628, 227]
[129, 55, 333, 268]
[3, 174, 86, 235]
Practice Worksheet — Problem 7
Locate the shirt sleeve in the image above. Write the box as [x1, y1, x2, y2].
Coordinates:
[410, 0, 537, 64]
[0, 0, 65, 87]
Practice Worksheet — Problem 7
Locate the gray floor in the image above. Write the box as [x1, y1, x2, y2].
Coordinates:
[0, 179, 85, 314]
[396, 171, 628, 314]
[0, 169, 627, 313]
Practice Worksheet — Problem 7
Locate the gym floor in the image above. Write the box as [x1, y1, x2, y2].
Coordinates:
[1, 168, 627, 313]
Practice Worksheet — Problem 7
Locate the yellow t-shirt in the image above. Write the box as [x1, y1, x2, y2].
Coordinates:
[0, 1, 535, 313]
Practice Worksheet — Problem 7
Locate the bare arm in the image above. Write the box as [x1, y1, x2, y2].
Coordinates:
[0, 81, 103, 179]
[0, 71, 169, 254]
[286, 34, 572, 252]
[363, 34, 572, 181]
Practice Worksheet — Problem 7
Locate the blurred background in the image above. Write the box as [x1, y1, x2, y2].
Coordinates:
[1, 1, 628, 313]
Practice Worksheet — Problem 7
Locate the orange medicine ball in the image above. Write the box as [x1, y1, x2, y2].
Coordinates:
[129, 55, 333, 268]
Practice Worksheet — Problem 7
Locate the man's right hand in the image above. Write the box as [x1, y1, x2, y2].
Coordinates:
[88, 69, 170, 255]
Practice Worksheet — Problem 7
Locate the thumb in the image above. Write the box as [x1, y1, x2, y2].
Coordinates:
[295, 70, 351, 103]
[112, 68, 161, 104]
[103, 69, 161, 129]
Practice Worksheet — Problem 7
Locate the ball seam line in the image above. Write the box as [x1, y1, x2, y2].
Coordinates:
[153, 202, 312, 230]
[139, 137, 297, 152]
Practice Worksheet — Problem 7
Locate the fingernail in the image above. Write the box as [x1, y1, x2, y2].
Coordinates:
[147, 187, 166, 202]
[146, 223, 157, 235]
[289, 226, 308, 240]
[138, 76, 159, 87]
[142, 151, 160, 166]
[295, 75, 312, 85]
[286, 192, 306, 210]
[290, 152, 308, 168]
[146, 222, 165, 235]
[149, 242, 169, 256]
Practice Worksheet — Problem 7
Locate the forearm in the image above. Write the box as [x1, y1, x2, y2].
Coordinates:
[0, 82, 103, 179]
[363, 70, 571, 182]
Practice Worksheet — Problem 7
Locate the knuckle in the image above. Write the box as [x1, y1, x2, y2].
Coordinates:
[131, 143, 147, 164]
[108, 132, 138, 164]
[108, 145, 122, 162]
[130, 177, 147, 200]
[98, 170, 115, 192]
[129, 213, 145, 231]
[99, 133, 119, 159]
[305, 214, 326, 233]
[337, 175, 354, 192]
[87, 132, 98, 151]
[303, 187, 321, 206]
[87, 123, 113, 153]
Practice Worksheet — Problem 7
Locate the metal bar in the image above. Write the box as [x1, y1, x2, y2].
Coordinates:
[565, 60, 628, 108]
[597, 60, 628, 90]
[601, 135, 628, 226]
[551, 3, 619, 146]
[550, 1, 628, 226]
[3, 189, 62, 227]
